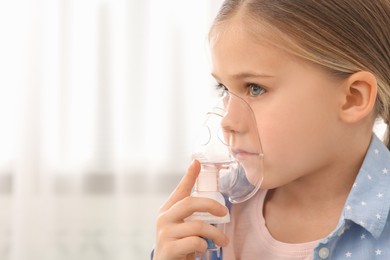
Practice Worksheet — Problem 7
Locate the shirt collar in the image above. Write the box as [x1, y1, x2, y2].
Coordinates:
[342, 133, 390, 239]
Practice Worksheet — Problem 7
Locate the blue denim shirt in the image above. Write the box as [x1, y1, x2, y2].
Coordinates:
[312, 134, 390, 259]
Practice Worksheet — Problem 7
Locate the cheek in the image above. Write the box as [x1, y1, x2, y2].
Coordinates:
[257, 99, 313, 153]
[259, 113, 306, 163]
[255, 96, 339, 182]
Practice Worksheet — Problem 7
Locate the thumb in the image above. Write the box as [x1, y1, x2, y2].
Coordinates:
[160, 160, 200, 212]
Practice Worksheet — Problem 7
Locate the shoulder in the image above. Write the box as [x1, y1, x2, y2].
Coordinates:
[343, 134, 390, 237]
[318, 134, 390, 258]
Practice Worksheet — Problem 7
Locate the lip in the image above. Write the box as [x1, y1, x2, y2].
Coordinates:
[231, 149, 259, 159]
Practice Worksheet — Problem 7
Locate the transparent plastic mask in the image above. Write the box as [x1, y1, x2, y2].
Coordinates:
[192, 91, 264, 203]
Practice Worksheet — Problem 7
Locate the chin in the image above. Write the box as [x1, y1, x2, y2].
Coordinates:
[259, 176, 289, 190]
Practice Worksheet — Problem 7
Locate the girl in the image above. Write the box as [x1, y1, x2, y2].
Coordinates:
[154, 0, 390, 259]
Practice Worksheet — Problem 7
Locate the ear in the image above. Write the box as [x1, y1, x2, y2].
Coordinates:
[339, 71, 377, 123]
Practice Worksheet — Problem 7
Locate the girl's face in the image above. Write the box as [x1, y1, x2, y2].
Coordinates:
[211, 22, 347, 189]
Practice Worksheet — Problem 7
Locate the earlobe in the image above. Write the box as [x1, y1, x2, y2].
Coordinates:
[340, 71, 377, 123]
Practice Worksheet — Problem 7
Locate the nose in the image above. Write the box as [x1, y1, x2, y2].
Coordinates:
[220, 94, 245, 133]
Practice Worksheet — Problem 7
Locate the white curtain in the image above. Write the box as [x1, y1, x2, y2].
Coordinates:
[0, 0, 223, 259]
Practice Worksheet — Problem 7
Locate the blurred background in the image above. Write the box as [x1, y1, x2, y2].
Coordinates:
[0, 1, 387, 260]
[0, 0, 224, 259]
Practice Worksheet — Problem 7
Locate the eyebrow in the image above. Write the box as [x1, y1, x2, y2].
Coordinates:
[211, 72, 275, 81]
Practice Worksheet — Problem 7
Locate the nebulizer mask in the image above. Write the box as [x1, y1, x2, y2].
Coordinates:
[186, 91, 264, 259]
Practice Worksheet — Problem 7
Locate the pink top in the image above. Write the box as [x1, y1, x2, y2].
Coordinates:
[223, 190, 319, 260]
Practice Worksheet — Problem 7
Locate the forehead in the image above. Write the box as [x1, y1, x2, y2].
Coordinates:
[210, 18, 295, 78]
[210, 11, 287, 51]
[209, 17, 342, 92]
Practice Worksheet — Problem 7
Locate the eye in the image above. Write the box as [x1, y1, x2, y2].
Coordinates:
[215, 83, 229, 96]
[248, 83, 266, 97]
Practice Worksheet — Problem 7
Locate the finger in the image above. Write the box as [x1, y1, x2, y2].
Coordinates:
[160, 196, 228, 223]
[160, 160, 201, 212]
[164, 236, 208, 258]
[171, 221, 229, 247]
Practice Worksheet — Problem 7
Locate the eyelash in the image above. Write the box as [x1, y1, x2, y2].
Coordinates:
[215, 83, 229, 96]
[215, 83, 266, 97]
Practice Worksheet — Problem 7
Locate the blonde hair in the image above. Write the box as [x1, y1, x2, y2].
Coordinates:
[210, 0, 390, 148]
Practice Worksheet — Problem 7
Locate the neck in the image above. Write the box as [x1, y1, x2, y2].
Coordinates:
[263, 133, 372, 243]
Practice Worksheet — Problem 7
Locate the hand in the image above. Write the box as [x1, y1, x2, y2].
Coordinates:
[153, 160, 229, 260]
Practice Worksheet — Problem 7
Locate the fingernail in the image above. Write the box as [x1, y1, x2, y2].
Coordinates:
[223, 206, 229, 215]
[220, 236, 229, 247]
